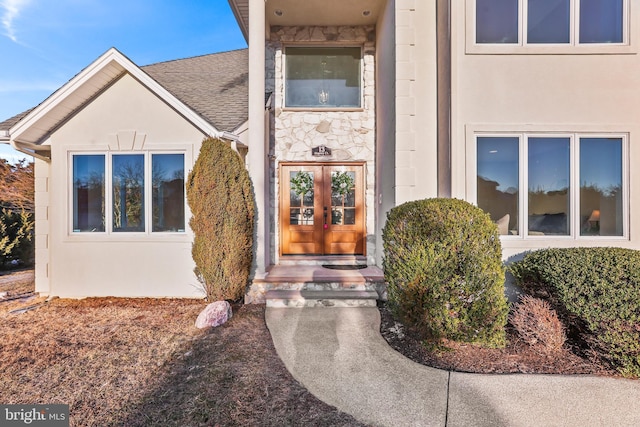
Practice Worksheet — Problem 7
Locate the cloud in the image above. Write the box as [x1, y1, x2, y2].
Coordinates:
[1, 0, 31, 42]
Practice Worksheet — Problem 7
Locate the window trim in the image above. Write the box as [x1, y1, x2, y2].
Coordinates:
[68, 150, 187, 239]
[282, 45, 365, 111]
[470, 131, 629, 240]
[467, 0, 633, 54]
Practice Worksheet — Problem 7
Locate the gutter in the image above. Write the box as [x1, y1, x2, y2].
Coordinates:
[220, 131, 248, 152]
[11, 139, 51, 162]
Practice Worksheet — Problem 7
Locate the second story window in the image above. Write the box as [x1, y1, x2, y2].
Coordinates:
[476, 0, 625, 45]
[285, 47, 361, 109]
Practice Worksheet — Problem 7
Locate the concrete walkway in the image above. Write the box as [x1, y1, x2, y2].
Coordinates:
[266, 307, 640, 427]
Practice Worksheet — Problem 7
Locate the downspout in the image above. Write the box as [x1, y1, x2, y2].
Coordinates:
[436, 0, 452, 198]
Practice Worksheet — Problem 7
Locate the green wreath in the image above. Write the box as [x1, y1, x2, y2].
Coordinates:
[332, 171, 355, 196]
[290, 171, 314, 197]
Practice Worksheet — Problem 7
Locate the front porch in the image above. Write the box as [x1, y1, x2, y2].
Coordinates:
[247, 262, 386, 305]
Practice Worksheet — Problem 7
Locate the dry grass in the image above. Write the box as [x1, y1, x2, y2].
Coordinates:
[0, 270, 364, 427]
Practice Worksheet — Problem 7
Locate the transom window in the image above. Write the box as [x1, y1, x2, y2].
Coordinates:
[285, 47, 362, 108]
[476, 134, 625, 238]
[72, 153, 185, 234]
[476, 0, 625, 45]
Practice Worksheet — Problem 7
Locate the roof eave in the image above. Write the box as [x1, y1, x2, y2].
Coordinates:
[228, 0, 248, 42]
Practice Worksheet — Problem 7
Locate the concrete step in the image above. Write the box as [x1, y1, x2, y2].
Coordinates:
[265, 289, 379, 308]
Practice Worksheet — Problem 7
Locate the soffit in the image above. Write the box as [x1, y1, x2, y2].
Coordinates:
[266, 0, 385, 27]
[229, 0, 386, 38]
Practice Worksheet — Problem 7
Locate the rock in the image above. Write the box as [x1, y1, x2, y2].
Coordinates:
[195, 301, 232, 329]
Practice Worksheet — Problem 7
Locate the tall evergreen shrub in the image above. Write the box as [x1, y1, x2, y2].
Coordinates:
[0, 208, 34, 269]
[383, 198, 508, 347]
[187, 138, 255, 302]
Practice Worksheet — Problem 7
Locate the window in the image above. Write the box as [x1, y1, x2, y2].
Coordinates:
[475, 0, 625, 45]
[285, 47, 361, 108]
[72, 153, 185, 234]
[476, 134, 625, 238]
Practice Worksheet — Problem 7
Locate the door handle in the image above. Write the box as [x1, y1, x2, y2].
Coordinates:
[323, 207, 328, 229]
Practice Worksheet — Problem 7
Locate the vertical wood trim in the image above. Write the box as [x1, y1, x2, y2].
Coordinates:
[437, 0, 452, 197]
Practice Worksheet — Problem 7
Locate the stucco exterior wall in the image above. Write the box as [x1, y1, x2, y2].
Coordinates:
[46, 73, 207, 298]
[451, 0, 640, 260]
[267, 25, 377, 264]
[395, 0, 439, 204]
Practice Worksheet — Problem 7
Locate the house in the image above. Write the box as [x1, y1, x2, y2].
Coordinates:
[2, 0, 640, 300]
[0, 48, 249, 298]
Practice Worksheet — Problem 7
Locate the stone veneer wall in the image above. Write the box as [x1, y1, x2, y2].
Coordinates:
[266, 25, 377, 264]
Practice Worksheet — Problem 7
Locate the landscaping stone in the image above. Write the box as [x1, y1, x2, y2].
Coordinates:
[195, 301, 232, 329]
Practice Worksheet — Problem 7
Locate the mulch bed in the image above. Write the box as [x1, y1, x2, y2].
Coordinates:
[378, 302, 618, 377]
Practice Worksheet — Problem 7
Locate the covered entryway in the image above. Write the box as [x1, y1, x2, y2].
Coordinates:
[280, 163, 365, 255]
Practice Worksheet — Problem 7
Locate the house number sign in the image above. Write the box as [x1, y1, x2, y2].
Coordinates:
[312, 145, 332, 157]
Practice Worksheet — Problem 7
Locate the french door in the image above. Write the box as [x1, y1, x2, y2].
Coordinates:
[280, 163, 365, 255]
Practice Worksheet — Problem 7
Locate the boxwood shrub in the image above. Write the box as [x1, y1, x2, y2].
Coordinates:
[510, 247, 640, 378]
[382, 198, 508, 347]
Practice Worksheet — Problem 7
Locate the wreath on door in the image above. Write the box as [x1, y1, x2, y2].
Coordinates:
[331, 171, 355, 197]
[290, 171, 314, 197]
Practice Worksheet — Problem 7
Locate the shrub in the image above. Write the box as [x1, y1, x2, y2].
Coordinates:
[0, 208, 34, 269]
[510, 247, 640, 377]
[510, 295, 566, 353]
[382, 198, 508, 347]
[186, 138, 255, 302]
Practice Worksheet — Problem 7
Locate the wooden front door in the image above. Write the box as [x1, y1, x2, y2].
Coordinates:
[280, 163, 365, 256]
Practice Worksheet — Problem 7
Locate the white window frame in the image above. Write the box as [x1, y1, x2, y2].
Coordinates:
[282, 45, 364, 111]
[472, 132, 629, 240]
[467, 0, 633, 54]
[68, 151, 187, 237]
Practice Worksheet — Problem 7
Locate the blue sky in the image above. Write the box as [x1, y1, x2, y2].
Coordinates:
[0, 0, 246, 163]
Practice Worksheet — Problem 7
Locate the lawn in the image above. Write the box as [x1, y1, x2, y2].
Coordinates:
[0, 270, 365, 427]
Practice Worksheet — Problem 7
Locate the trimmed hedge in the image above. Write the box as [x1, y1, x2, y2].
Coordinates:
[383, 198, 508, 347]
[187, 138, 255, 302]
[510, 247, 640, 378]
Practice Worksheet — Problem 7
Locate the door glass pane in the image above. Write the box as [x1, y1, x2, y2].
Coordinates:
[290, 171, 314, 225]
[528, 138, 570, 236]
[331, 171, 356, 225]
[528, 0, 570, 43]
[152, 154, 185, 232]
[580, 138, 623, 236]
[477, 137, 519, 235]
[285, 47, 361, 108]
[580, 0, 623, 43]
[72, 155, 105, 232]
[113, 154, 145, 232]
[476, 0, 519, 44]
[344, 209, 356, 225]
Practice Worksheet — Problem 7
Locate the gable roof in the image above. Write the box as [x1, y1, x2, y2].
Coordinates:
[1, 48, 248, 157]
[142, 49, 248, 133]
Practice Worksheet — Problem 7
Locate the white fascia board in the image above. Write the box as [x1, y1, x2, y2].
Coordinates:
[0, 130, 9, 141]
[10, 47, 224, 144]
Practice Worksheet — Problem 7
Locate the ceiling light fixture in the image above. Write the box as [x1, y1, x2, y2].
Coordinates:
[274, 9, 283, 17]
[362, 10, 371, 17]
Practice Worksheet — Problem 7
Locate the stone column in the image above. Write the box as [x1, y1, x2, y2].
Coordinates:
[248, 0, 268, 276]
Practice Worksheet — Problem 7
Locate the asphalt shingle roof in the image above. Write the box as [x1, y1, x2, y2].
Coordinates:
[0, 48, 249, 134]
[142, 48, 248, 133]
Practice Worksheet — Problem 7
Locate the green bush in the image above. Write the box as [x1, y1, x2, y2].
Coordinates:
[0, 208, 34, 269]
[186, 138, 255, 302]
[510, 247, 640, 378]
[382, 198, 508, 347]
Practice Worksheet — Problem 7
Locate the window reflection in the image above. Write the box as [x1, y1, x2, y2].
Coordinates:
[477, 137, 519, 235]
[476, 0, 519, 44]
[73, 155, 105, 232]
[528, 0, 570, 43]
[152, 154, 185, 232]
[528, 138, 570, 235]
[580, 0, 623, 43]
[113, 154, 145, 232]
[580, 138, 623, 236]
